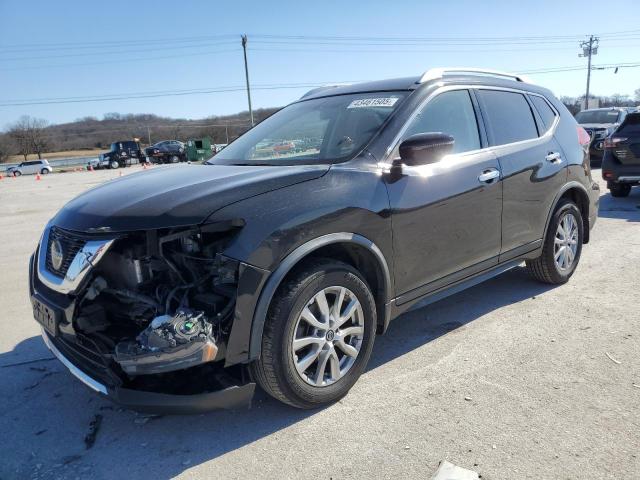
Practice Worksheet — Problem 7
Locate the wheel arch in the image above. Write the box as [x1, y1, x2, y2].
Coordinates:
[248, 233, 392, 361]
[545, 182, 591, 244]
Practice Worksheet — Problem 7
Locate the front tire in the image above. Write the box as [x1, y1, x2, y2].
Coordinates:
[170, 155, 180, 163]
[609, 182, 631, 198]
[109, 160, 120, 169]
[526, 199, 583, 284]
[250, 259, 377, 409]
[40, 168, 50, 175]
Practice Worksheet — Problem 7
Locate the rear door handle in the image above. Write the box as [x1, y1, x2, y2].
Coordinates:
[478, 168, 500, 184]
[545, 152, 562, 163]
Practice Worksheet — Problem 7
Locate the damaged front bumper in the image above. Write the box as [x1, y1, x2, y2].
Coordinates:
[41, 328, 255, 414]
[30, 247, 257, 415]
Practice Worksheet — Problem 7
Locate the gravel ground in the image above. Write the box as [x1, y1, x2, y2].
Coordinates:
[0, 165, 638, 479]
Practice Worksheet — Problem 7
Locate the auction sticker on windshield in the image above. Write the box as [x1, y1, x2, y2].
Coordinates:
[347, 97, 399, 109]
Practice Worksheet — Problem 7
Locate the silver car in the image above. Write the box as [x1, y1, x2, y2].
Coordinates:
[6, 159, 53, 176]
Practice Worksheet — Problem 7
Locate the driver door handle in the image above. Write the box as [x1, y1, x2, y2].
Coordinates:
[478, 168, 500, 184]
[545, 152, 562, 164]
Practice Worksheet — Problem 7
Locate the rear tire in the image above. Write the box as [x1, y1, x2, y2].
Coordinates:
[40, 168, 49, 175]
[526, 199, 583, 284]
[249, 259, 377, 409]
[609, 182, 631, 198]
[170, 155, 179, 163]
[109, 160, 119, 169]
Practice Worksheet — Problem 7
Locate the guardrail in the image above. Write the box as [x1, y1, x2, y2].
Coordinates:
[0, 155, 99, 172]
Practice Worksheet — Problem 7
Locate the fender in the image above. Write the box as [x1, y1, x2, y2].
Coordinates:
[543, 181, 591, 244]
[247, 232, 392, 361]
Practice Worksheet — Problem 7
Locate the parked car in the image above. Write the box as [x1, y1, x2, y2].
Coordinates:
[575, 107, 635, 166]
[30, 68, 598, 413]
[272, 141, 296, 154]
[88, 141, 143, 169]
[602, 112, 640, 197]
[6, 159, 52, 176]
[144, 140, 186, 164]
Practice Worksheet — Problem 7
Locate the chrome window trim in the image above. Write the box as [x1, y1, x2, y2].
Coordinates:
[383, 84, 560, 166]
[37, 223, 114, 294]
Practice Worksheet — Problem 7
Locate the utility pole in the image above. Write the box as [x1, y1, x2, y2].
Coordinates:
[579, 35, 599, 110]
[225, 125, 229, 144]
[146, 126, 151, 145]
[241, 35, 254, 127]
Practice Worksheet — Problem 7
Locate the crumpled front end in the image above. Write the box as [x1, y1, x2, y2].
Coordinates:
[30, 221, 261, 413]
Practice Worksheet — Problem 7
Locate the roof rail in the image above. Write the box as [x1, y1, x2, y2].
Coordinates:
[419, 68, 531, 84]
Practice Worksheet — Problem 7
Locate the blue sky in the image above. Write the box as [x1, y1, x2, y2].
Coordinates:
[1, 0, 639, 128]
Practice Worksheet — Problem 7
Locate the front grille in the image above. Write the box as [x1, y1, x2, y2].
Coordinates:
[593, 129, 608, 140]
[48, 333, 122, 388]
[45, 227, 87, 277]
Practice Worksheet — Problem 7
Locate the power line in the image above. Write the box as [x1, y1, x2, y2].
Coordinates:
[0, 34, 239, 51]
[0, 82, 362, 107]
[0, 41, 239, 62]
[0, 48, 241, 71]
[3, 29, 639, 55]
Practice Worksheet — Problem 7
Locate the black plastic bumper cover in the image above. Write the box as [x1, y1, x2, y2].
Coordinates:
[42, 329, 255, 414]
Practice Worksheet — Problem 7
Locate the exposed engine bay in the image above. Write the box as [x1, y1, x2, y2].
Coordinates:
[65, 224, 242, 381]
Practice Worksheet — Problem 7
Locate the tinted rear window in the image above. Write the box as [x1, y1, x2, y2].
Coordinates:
[575, 110, 621, 124]
[477, 90, 538, 146]
[529, 95, 557, 131]
[617, 114, 640, 135]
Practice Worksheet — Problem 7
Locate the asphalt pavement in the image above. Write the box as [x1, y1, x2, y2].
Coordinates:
[0, 165, 638, 479]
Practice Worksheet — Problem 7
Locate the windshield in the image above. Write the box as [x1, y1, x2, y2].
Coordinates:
[209, 92, 407, 165]
[575, 110, 621, 124]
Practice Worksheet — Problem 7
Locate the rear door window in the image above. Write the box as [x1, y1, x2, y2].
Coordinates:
[529, 95, 557, 132]
[477, 90, 539, 146]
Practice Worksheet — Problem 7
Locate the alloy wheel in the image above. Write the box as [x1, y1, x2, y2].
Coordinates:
[291, 286, 365, 387]
[554, 212, 579, 272]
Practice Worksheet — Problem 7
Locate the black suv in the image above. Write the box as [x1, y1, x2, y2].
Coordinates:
[30, 68, 599, 412]
[602, 112, 640, 197]
[89, 140, 143, 169]
[144, 140, 186, 164]
[575, 107, 635, 166]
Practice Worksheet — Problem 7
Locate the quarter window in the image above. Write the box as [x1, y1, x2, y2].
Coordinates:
[477, 90, 538, 146]
[529, 95, 557, 132]
[402, 90, 481, 154]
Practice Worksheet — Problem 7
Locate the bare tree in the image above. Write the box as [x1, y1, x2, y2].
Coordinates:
[0, 133, 13, 163]
[7, 117, 32, 161]
[635, 88, 640, 102]
[29, 117, 50, 159]
[7, 116, 49, 160]
[609, 93, 630, 107]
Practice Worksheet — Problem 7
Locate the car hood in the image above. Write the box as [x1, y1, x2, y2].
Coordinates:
[52, 164, 329, 233]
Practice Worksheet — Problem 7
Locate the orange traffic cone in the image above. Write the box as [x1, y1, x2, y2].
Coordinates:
[0, 174, 3, 180]
[143, 163, 147, 169]
[119, 170, 123, 177]
[89, 165, 94, 172]
[36, 173, 41, 181]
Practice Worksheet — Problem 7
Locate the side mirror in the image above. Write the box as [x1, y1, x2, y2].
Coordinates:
[398, 132, 454, 166]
